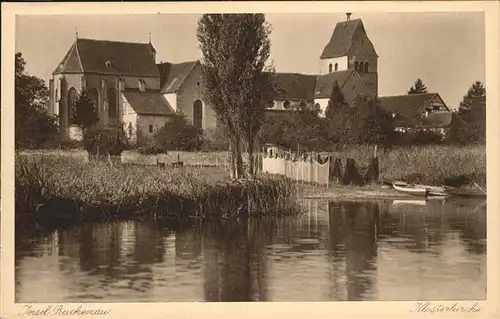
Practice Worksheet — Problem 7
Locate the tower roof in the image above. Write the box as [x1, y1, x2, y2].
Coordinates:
[320, 18, 377, 59]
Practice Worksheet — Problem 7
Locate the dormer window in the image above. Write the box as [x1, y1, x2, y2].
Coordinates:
[138, 79, 146, 92]
[105, 60, 112, 68]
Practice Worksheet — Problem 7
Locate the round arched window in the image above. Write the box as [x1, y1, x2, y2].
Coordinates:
[283, 101, 291, 109]
[266, 100, 274, 108]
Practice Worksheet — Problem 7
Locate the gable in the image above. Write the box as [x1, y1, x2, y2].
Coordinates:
[158, 61, 199, 94]
[52, 43, 83, 75]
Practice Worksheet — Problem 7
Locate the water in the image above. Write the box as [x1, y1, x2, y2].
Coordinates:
[15, 198, 487, 302]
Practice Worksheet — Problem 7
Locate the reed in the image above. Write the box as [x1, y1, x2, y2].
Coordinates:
[15, 154, 301, 227]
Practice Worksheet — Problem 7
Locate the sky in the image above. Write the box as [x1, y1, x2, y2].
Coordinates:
[15, 12, 485, 109]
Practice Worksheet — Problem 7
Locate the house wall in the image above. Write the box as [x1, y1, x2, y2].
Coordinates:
[266, 99, 314, 111]
[320, 56, 349, 75]
[136, 115, 173, 145]
[313, 98, 329, 118]
[176, 63, 217, 131]
[347, 29, 378, 73]
[164, 93, 177, 111]
[51, 70, 161, 131]
[121, 96, 138, 144]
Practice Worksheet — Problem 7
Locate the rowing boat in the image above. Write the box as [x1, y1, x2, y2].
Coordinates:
[443, 185, 486, 199]
[392, 181, 429, 197]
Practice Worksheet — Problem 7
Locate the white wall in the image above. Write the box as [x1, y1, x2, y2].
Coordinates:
[320, 56, 348, 75]
[121, 96, 138, 143]
[313, 98, 329, 118]
[164, 93, 177, 111]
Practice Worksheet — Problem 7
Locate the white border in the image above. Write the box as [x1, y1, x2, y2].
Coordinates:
[2, 2, 499, 319]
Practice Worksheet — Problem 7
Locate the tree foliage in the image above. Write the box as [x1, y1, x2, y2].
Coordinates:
[15, 52, 59, 149]
[154, 112, 204, 151]
[72, 91, 99, 130]
[407, 78, 428, 95]
[197, 14, 275, 178]
[446, 81, 486, 144]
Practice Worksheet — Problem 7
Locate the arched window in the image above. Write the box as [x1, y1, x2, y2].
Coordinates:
[364, 61, 370, 73]
[328, 63, 333, 73]
[67, 87, 78, 125]
[359, 62, 365, 73]
[334, 63, 338, 71]
[193, 99, 203, 130]
[354, 61, 359, 71]
[266, 100, 274, 109]
[108, 88, 117, 123]
[89, 88, 99, 113]
[283, 100, 291, 109]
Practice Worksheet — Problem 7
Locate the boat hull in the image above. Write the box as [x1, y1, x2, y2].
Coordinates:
[392, 182, 429, 197]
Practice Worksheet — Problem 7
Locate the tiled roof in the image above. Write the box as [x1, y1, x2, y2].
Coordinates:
[272, 73, 317, 100]
[53, 38, 159, 77]
[313, 70, 354, 98]
[122, 91, 175, 116]
[379, 93, 452, 128]
[320, 19, 361, 59]
[158, 61, 199, 94]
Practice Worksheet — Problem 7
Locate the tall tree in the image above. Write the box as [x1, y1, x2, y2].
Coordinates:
[325, 80, 346, 119]
[72, 91, 99, 131]
[197, 14, 275, 178]
[15, 52, 58, 149]
[407, 78, 428, 95]
[447, 81, 486, 144]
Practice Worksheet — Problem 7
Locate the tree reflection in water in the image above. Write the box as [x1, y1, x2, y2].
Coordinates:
[14, 198, 487, 302]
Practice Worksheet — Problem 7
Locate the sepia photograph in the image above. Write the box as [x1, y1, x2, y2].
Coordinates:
[2, 1, 500, 318]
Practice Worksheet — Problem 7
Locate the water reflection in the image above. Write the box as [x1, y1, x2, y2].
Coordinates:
[15, 199, 487, 302]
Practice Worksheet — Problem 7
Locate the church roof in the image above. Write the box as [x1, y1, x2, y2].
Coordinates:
[379, 93, 452, 128]
[313, 70, 356, 98]
[272, 73, 317, 100]
[122, 90, 175, 116]
[53, 38, 159, 77]
[158, 61, 199, 94]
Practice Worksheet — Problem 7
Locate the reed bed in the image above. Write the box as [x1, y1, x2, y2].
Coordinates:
[326, 144, 486, 187]
[15, 154, 301, 227]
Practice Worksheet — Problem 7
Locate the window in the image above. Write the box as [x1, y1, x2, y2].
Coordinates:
[149, 124, 153, 133]
[299, 101, 307, 109]
[354, 61, 359, 71]
[108, 88, 117, 123]
[89, 88, 99, 111]
[359, 62, 365, 73]
[138, 80, 146, 92]
[266, 100, 274, 108]
[328, 63, 333, 73]
[67, 87, 78, 125]
[283, 100, 291, 109]
[334, 63, 338, 71]
[364, 61, 370, 73]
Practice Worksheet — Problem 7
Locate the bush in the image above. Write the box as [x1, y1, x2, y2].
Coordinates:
[83, 125, 128, 156]
[154, 112, 204, 151]
[202, 127, 229, 151]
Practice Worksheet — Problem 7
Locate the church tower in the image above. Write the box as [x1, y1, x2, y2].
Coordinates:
[319, 13, 379, 97]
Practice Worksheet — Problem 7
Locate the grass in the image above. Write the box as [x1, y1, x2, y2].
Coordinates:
[15, 154, 301, 228]
[324, 144, 486, 188]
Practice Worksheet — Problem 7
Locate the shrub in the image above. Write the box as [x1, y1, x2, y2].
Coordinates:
[154, 112, 204, 151]
[83, 125, 128, 156]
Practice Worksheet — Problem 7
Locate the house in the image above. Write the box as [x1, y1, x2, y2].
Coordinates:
[48, 13, 450, 145]
[379, 93, 453, 134]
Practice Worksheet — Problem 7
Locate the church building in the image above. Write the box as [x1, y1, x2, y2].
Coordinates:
[48, 13, 452, 145]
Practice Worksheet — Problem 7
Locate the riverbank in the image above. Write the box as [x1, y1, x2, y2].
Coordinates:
[18, 144, 486, 187]
[15, 155, 300, 227]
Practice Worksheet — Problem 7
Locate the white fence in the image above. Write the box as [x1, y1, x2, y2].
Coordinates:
[262, 154, 330, 187]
